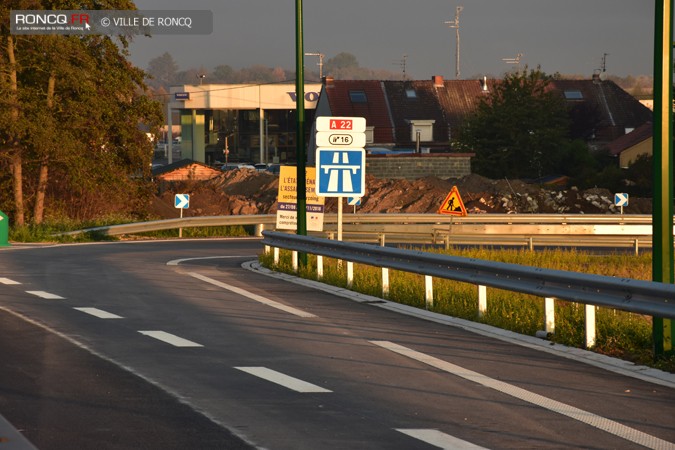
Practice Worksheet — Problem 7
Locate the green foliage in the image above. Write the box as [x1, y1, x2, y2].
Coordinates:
[456, 68, 573, 179]
[0, 1, 164, 226]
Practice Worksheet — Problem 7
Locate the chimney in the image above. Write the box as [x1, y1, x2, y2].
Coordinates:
[323, 76, 335, 87]
[432, 75, 444, 87]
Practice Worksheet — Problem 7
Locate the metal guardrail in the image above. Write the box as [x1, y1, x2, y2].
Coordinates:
[60, 215, 278, 236]
[64, 214, 658, 251]
[261, 231, 675, 321]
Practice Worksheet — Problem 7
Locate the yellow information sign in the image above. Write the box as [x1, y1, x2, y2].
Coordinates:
[438, 186, 467, 216]
[276, 166, 325, 232]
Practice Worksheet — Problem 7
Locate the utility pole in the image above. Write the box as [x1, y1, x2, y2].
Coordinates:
[304, 52, 324, 79]
[444, 5, 463, 79]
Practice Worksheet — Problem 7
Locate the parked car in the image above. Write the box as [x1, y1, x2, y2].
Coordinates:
[254, 163, 269, 172]
[265, 164, 281, 175]
[221, 162, 255, 171]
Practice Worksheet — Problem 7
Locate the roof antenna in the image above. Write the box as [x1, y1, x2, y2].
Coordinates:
[392, 54, 408, 79]
[444, 5, 463, 79]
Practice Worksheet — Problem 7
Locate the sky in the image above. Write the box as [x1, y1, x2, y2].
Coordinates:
[128, 1, 656, 80]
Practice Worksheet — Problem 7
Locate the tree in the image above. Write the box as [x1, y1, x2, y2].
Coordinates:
[456, 68, 572, 179]
[325, 52, 359, 71]
[147, 52, 178, 89]
[0, 0, 163, 225]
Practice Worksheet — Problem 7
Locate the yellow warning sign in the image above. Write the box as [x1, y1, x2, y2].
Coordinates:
[438, 186, 467, 216]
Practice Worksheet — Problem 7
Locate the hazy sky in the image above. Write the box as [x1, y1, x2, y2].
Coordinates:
[128, 1, 655, 80]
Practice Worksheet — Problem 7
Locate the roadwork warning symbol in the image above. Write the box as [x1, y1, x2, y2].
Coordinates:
[438, 186, 467, 216]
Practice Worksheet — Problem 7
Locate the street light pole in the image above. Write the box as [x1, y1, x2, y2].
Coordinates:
[295, 0, 308, 266]
[652, 0, 674, 358]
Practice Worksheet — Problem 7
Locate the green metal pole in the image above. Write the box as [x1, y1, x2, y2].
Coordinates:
[652, 0, 674, 357]
[295, 0, 308, 266]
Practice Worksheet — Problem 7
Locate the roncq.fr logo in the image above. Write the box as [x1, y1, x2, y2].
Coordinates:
[14, 13, 90, 26]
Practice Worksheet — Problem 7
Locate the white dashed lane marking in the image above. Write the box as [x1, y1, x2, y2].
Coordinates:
[25, 291, 64, 300]
[373, 341, 675, 450]
[0, 277, 20, 285]
[187, 272, 316, 318]
[396, 429, 489, 450]
[235, 366, 332, 393]
[138, 330, 203, 348]
[74, 307, 123, 319]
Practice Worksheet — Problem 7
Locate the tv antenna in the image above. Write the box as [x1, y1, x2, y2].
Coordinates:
[444, 5, 463, 79]
[393, 54, 408, 79]
[601, 52, 609, 73]
[502, 53, 523, 69]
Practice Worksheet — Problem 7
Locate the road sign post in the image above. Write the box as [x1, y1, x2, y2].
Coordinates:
[174, 194, 189, 238]
[614, 193, 629, 215]
[315, 116, 367, 243]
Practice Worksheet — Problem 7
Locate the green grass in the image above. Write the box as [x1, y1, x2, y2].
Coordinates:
[259, 247, 674, 373]
[8, 219, 253, 243]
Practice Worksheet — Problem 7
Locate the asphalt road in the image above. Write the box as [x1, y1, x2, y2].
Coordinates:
[0, 238, 673, 450]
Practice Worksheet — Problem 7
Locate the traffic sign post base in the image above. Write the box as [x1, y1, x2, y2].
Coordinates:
[0, 211, 9, 246]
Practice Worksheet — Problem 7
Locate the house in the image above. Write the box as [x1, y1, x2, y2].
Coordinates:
[314, 75, 652, 152]
[606, 122, 653, 168]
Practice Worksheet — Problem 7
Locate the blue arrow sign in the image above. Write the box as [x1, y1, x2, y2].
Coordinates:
[175, 194, 190, 209]
[316, 148, 366, 197]
[614, 193, 629, 207]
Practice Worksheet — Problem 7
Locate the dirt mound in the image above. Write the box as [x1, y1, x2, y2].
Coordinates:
[150, 170, 652, 219]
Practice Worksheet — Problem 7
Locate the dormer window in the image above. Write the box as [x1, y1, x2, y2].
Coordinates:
[408, 119, 435, 141]
[349, 90, 367, 103]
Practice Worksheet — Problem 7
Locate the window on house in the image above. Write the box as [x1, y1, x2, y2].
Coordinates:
[564, 90, 583, 100]
[349, 90, 367, 103]
[405, 88, 417, 99]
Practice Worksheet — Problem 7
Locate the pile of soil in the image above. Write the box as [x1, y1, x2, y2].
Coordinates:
[149, 169, 652, 219]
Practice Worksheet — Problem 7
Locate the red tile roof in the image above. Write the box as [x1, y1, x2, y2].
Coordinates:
[324, 80, 394, 144]
[606, 122, 652, 156]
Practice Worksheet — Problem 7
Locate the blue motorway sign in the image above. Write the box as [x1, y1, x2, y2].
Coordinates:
[316, 148, 365, 197]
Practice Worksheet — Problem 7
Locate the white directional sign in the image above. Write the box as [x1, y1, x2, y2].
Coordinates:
[614, 193, 629, 207]
[347, 196, 361, 206]
[316, 131, 366, 148]
[174, 194, 190, 209]
[316, 148, 365, 197]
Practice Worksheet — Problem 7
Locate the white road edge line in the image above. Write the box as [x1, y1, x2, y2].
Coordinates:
[138, 330, 203, 348]
[235, 366, 332, 393]
[0, 277, 20, 285]
[187, 272, 316, 318]
[396, 429, 489, 450]
[373, 340, 675, 450]
[166, 256, 254, 266]
[73, 307, 123, 319]
[25, 290, 64, 300]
